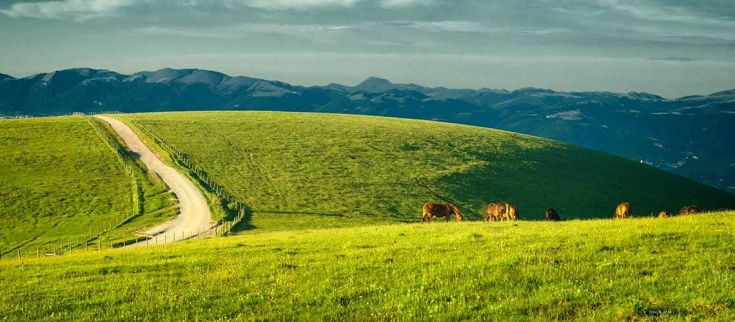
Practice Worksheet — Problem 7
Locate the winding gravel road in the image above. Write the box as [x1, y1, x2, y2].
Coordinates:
[95, 115, 213, 245]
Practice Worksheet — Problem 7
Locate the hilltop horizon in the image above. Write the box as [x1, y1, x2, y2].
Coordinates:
[2, 66, 733, 99]
[1, 66, 734, 196]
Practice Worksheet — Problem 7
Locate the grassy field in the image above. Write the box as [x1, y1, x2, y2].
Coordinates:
[122, 111, 735, 232]
[1, 212, 733, 320]
[0, 116, 177, 252]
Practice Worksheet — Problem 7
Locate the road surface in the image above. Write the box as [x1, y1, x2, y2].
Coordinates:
[95, 115, 213, 245]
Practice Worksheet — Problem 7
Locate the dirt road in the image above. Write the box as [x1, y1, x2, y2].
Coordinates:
[95, 115, 213, 245]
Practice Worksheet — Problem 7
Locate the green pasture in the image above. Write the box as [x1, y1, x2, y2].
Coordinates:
[122, 111, 735, 232]
[0, 116, 176, 252]
[1, 212, 733, 320]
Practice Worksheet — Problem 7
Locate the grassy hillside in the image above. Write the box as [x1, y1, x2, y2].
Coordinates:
[1, 212, 733, 320]
[0, 116, 176, 252]
[122, 111, 735, 231]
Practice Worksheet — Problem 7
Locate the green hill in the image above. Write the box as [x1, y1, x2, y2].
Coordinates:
[0, 116, 176, 252]
[1, 212, 733, 320]
[120, 111, 735, 231]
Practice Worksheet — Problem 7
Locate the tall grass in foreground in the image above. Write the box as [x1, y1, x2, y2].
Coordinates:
[0, 212, 733, 320]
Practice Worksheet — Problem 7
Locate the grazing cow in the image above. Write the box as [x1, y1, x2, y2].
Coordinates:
[658, 211, 672, 219]
[614, 202, 632, 219]
[422, 203, 463, 223]
[485, 202, 519, 221]
[545, 208, 561, 221]
[679, 205, 699, 215]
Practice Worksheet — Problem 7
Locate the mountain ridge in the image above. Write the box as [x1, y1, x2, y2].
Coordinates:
[1, 67, 734, 194]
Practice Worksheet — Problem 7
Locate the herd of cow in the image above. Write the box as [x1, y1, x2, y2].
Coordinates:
[421, 201, 701, 223]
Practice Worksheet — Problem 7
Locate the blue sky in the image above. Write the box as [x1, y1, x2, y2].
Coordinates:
[0, 0, 733, 97]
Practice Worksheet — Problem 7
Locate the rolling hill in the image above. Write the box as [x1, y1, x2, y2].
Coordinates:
[1, 68, 733, 195]
[0, 116, 177, 252]
[120, 111, 735, 231]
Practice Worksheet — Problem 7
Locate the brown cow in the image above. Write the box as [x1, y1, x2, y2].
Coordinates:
[679, 205, 699, 215]
[422, 203, 463, 223]
[485, 202, 519, 221]
[658, 211, 672, 219]
[614, 202, 632, 219]
[545, 208, 561, 221]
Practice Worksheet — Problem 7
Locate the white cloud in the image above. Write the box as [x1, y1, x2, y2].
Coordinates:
[239, 0, 360, 10]
[379, 0, 434, 9]
[131, 23, 356, 39]
[408, 20, 484, 33]
[233, 0, 433, 10]
[0, 0, 141, 21]
[595, 0, 735, 27]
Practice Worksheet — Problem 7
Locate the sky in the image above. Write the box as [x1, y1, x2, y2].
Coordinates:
[0, 0, 733, 97]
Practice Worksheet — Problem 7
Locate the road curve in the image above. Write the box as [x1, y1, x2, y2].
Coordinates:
[95, 115, 213, 245]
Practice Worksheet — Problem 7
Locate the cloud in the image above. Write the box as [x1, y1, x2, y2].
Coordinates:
[649, 57, 700, 62]
[379, 0, 434, 9]
[406, 20, 485, 33]
[132, 23, 356, 39]
[0, 0, 141, 21]
[238, 0, 360, 10]
[595, 0, 735, 27]
[381, 20, 567, 35]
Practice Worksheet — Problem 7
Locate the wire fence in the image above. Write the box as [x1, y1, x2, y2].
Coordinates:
[125, 119, 247, 236]
[0, 112, 245, 261]
[0, 228, 222, 261]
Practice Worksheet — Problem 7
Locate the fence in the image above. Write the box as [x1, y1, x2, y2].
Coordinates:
[0, 113, 246, 261]
[0, 228, 223, 261]
[126, 119, 248, 236]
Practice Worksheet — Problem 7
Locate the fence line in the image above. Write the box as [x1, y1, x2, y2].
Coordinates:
[0, 228, 225, 262]
[0, 112, 245, 261]
[126, 119, 247, 236]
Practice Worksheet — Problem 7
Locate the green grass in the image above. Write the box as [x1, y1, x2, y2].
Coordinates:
[0, 116, 177, 252]
[86, 117, 179, 245]
[1, 212, 733, 320]
[0, 116, 132, 251]
[121, 111, 735, 232]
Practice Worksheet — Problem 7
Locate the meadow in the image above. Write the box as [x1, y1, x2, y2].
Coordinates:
[0, 212, 733, 320]
[0, 116, 177, 253]
[123, 111, 735, 232]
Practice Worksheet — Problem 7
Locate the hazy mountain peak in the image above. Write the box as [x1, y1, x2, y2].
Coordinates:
[36, 68, 121, 85]
[626, 92, 664, 100]
[708, 89, 735, 97]
[131, 68, 229, 86]
[355, 76, 395, 92]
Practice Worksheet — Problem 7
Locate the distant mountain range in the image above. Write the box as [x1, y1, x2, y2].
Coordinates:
[2, 68, 734, 194]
